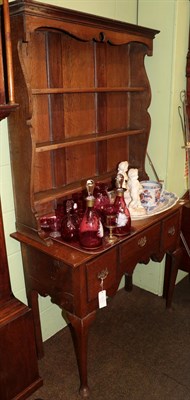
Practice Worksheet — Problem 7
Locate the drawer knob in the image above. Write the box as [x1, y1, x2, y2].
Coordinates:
[168, 226, 175, 236]
[138, 236, 147, 247]
[97, 268, 109, 281]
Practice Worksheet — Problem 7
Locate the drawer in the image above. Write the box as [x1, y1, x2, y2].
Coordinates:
[86, 248, 117, 302]
[161, 212, 180, 252]
[120, 223, 161, 266]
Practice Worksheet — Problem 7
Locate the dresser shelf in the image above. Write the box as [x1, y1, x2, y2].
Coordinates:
[8, 0, 159, 238]
[36, 129, 145, 152]
[32, 86, 146, 95]
[33, 169, 115, 206]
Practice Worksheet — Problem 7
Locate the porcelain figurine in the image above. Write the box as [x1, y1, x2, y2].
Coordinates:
[117, 161, 129, 189]
[127, 168, 146, 215]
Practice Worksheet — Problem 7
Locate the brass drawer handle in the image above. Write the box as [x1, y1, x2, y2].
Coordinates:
[138, 236, 147, 247]
[97, 268, 109, 281]
[168, 226, 175, 236]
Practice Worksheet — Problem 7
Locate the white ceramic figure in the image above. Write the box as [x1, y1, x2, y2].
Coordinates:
[127, 168, 146, 215]
[117, 161, 129, 189]
[124, 188, 131, 206]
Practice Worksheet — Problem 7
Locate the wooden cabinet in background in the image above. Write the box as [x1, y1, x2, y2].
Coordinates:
[0, 198, 42, 400]
[0, 2, 42, 399]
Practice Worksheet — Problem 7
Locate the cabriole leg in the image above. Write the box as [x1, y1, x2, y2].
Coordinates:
[66, 311, 96, 398]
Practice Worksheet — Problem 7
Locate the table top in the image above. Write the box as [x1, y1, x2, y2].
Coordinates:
[11, 201, 183, 268]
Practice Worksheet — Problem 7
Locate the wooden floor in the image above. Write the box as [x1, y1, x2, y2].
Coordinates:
[29, 276, 190, 400]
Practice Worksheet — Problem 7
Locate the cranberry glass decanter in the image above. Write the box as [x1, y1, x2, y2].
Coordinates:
[79, 179, 104, 249]
[94, 182, 110, 224]
[61, 199, 79, 242]
[113, 174, 131, 236]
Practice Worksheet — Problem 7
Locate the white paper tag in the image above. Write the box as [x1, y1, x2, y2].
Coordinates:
[98, 290, 107, 309]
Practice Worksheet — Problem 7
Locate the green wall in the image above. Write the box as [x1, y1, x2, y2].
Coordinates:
[133, 0, 189, 294]
[0, 0, 189, 341]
